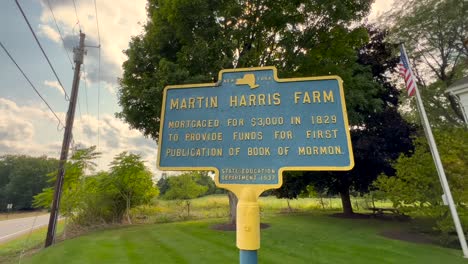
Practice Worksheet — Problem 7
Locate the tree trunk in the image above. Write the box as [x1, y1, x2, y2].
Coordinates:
[287, 199, 292, 213]
[447, 94, 465, 121]
[63, 217, 68, 239]
[186, 200, 190, 217]
[339, 187, 354, 215]
[228, 191, 238, 224]
[319, 196, 325, 209]
[126, 198, 132, 224]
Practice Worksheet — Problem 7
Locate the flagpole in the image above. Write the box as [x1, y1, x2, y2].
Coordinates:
[401, 44, 468, 258]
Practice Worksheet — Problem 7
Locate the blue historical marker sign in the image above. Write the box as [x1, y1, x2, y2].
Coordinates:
[157, 67, 354, 187]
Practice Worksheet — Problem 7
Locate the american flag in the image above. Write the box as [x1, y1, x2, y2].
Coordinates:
[399, 46, 416, 96]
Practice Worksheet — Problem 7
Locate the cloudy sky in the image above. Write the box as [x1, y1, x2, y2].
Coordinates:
[0, 0, 393, 176]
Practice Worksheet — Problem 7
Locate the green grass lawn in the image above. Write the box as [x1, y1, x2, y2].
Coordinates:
[21, 212, 466, 264]
[0, 221, 65, 264]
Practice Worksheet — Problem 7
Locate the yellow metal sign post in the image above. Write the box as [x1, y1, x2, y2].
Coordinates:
[157, 67, 354, 263]
[218, 181, 277, 253]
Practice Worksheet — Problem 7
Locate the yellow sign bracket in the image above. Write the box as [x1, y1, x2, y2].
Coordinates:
[224, 185, 273, 250]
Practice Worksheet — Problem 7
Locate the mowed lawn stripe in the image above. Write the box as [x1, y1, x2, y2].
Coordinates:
[260, 214, 464, 264]
[22, 213, 466, 264]
[146, 222, 236, 263]
[29, 232, 130, 263]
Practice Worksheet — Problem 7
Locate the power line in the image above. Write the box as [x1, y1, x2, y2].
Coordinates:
[14, 0, 70, 101]
[77, 63, 94, 152]
[71, 0, 81, 31]
[81, 64, 90, 116]
[45, 0, 74, 68]
[77, 96, 83, 123]
[97, 50, 101, 154]
[94, 0, 101, 46]
[75, 96, 85, 157]
[0, 41, 65, 129]
[94, 0, 102, 155]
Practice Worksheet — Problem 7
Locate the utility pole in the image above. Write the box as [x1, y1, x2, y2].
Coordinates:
[45, 32, 86, 247]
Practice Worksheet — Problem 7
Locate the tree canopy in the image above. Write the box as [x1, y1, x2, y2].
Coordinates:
[276, 26, 416, 214]
[383, 0, 467, 125]
[163, 172, 208, 216]
[34, 146, 100, 217]
[0, 155, 58, 211]
[105, 152, 159, 223]
[117, 0, 422, 217]
[164, 173, 208, 201]
[158, 171, 218, 197]
[34, 148, 158, 225]
[374, 127, 468, 238]
[117, 0, 378, 140]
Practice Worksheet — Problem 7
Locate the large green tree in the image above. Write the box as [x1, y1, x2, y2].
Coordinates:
[383, 0, 467, 125]
[105, 152, 159, 224]
[193, 171, 217, 195]
[276, 26, 416, 214]
[33, 147, 100, 218]
[0, 155, 58, 211]
[374, 127, 468, 240]
[157, 172, 217, 197]
[34, 149, 158, 225]
[118, 0, 375, 140]
[156, 174, 170, 196]
[164, 172, 208, 216]
[118, 0, 388, 220]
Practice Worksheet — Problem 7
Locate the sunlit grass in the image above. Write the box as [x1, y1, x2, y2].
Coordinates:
[131, 195, 393, 224]
[0, 221, 64, 264]
[21, 213, 466, 264]
[0, 195, 395, 263]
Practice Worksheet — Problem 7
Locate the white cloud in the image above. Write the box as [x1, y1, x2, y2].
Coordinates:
[44, 80, 65, 95]
[38, 0, 394, 86]
[104, 83, 117, 95]
[0, 98, 62, 156]
[72, 113, 158, 173]
[0, 97, 158, 174]
[369, 0, 395, 22]
[25, 1, 163, 174]
[0, 115, 34, 142]
[38, 24, 61, 43]
[0, 97, 61, 125]
[39, 0, 147, 86]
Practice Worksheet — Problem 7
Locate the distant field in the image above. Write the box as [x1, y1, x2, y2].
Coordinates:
[141, 195, 392, 224]
[190, 195, 392, 211]
[20, 212, 466, 264]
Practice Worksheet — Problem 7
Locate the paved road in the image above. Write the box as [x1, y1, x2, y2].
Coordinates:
[0, 214, 50, 243]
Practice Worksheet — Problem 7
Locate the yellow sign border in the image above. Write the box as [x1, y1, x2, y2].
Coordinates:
[157, 66, 354, 193]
